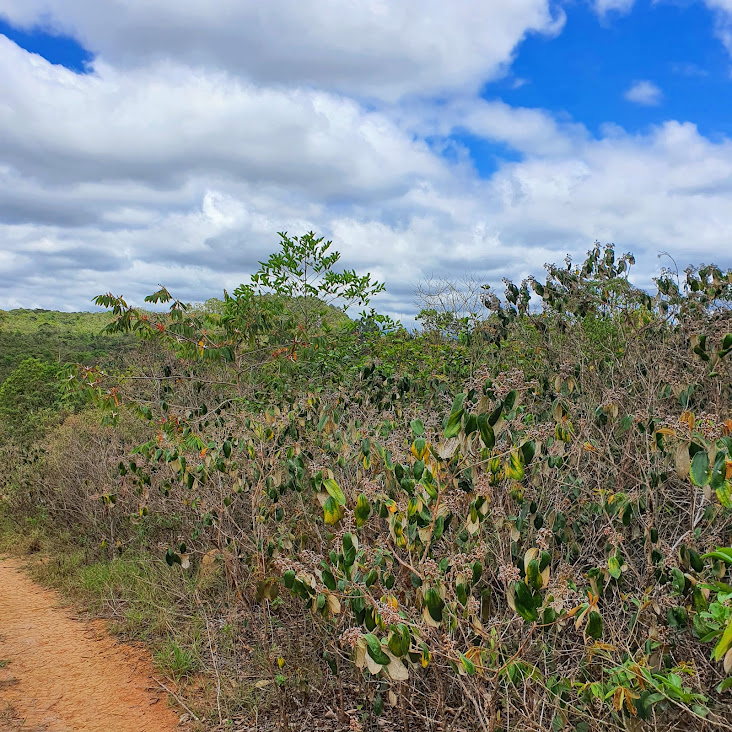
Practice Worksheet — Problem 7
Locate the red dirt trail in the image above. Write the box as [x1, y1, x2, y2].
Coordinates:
[0, 557, 182, 732]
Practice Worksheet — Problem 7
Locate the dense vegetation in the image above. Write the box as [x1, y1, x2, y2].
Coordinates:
[1, 232, 731, 731]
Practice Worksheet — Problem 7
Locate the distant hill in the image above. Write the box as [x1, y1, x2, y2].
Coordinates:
[0, 308, 134, 383]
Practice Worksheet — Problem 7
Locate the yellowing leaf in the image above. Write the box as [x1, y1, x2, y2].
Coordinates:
[326, 594, 341, 615]
[679, 411, 695, 430]
[724, 647, 732, 675]
[713, 618, 732, 661]
[323, 496, 341, 525]
[422, 605, 441, 628]
[323, 478, 346, 506]
[354, 640, 366, 669]
[675, 442, 691, 480]
[365, 651, 383, 675]
[385, 651, 409, 682]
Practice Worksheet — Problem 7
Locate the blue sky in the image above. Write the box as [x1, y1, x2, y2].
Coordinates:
[0, 17, 91, 72]
[505, 0, 732, 139]
[0, 0, 731, 315]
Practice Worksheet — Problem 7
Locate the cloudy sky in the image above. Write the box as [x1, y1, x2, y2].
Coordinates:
[1, 0, 732, 318]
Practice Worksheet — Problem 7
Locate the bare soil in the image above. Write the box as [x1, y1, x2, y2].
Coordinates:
[0, 556, 182, 732]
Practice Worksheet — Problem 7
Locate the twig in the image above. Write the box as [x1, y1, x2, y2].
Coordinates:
[151, 676, 200, 722]
[202, 603, 223, 727]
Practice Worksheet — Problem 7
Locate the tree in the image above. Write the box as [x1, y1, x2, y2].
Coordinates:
[0, 357, 62, 444]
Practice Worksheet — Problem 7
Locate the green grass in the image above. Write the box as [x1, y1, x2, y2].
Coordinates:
[0, 513, 207, 687]
[154, 638, 200, 682]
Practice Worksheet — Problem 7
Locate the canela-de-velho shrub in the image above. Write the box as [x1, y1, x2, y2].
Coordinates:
[14, 237, 732, 730]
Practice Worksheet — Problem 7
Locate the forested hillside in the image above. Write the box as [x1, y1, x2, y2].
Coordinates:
[1, 233, 731, 732]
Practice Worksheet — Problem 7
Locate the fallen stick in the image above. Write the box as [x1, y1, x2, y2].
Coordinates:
[151, 675, 201, 722]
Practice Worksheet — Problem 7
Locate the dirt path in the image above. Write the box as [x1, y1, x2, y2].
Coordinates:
[0, 556, 183, 732]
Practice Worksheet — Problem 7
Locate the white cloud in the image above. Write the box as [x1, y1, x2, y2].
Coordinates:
[0, 0, 564, 100]
[671, 62, 709, 78]
[0, 7, 731, 318]
[624, 80, 663, 105]
[592, 0, 636, 16]
[0, 37, 443, 196]
[702, 1, 732, 57]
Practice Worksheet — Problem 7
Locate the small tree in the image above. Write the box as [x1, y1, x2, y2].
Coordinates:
[87, 231, 388, 417]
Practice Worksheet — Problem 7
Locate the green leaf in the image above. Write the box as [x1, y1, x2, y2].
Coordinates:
[505, 451, 525, 482]
[324, 478, 346, 506]
[364, 633, 390, 665]
[513, 581, 539, 622]
[539, 550, 551, 571]
[717, 677, 732, 694]
[472, 561, 483, 585]
[608, 556, 622, 580]
[671, 567, 686, 594]
[520, 440, 536, 465]
[586, 611, 603, 639]
[451, 392, 467, 413]
[711, 451, 728, 490]
[689, 549, 704, 573]
[690, 451, 711, 487]
[526, 559, 542, 591]
[702, 547, 732, 565]
[410, 418, 425, 436]
[283, 569, 296, 589]
[425, 588, 444, 622]
[398, 624, 411, 656]
[717, 482, 732, 508]
[165, 548, 181, 566]
[322, 569, 336, 591]
[459, 653, 476, 676]
[387, 624, 410, 658]
[444, 409, 464, 439]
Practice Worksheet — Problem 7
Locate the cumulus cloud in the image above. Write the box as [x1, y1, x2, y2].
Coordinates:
[624, 80, 663, 105]
[0, 0, 564, 100]
[0, 38, 445, 196]
[0, 4, 731, 318]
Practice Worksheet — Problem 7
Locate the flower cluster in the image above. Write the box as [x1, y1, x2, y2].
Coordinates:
[473, 472, 493, 499]
[536, 527, 553, 551]
[360, 479, 382, 499]
[557, 361, 575, 380]
[491, 368, 533, 400]
[497, 563, 521, 585]
[469, 363, 492, 393]
[421, 558, 441, 583]
[527, 421, 557, 444]
[695, 412, 725, 441]
[603, 526, 624, 546]
[441, 488, 469, 515]
[340, 627, 363, 648]
[546, 567, 581, 613]
[376, 598, 402, 626]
